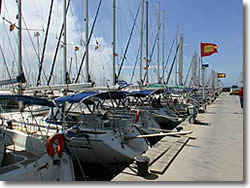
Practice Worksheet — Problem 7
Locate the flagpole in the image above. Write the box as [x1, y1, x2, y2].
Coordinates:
[200, 42, 205, 111]
[201, 57, 205, 101]
[201, 54, 208, 111]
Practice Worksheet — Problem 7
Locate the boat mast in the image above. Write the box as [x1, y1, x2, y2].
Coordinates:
[112, 0, 116, 86]
[139, 0, 144, 84]
[17, 0, 23, 94]
[162, 9, 165, 83]
[178, 33, 184, 86]
[198, 56, 201, 86]
[175, 24, 178, 86]
[145, 0, 149, 85]
[85, 0, 90, 83]
[36, 0, 54, 86]
[63, 0, 67, 84]
[193, 52, 198, 87]
[157, 1, 160, 83]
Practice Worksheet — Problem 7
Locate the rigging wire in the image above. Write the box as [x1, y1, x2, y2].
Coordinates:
[142, 23, 161, 84]
[69, 2, 82, 43]
[117, 2, 140, 80]
[166, 42, 180, 85]
[37, 0, 54, 86]
[22, 16, 40, 62]
[164, 36, 176, 76]
[0, 44, 16, 92]
[2, 21, 18, 73]
[33, 0, 45, 31]
[129, 43, 141, 84]
[74, 0, 102, 84]
[184, 57, 193, 87]
[47, 0, 71, 86]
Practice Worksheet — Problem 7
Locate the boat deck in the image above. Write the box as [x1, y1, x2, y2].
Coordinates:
[0, 145, 37, 175]
[112, 93, 243, 181]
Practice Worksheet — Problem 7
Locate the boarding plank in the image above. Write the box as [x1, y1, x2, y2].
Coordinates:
[150, 137, 190, 174]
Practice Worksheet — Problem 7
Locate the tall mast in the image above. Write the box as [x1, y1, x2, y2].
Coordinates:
[178, 33, 184, 86]
[17, 0, 23, 94]
[191, 52, 197, 87]
[145, 0, 149, 85]
[162, 9, 165, 83]
[139, 0, 144, 83]
[112, 0, 116, 85]
[63, 0, 67, 84]
[85, 0, 89, 82]
[175, 24, 178, 86]
[194, 52, 198, 87]
[157, 2, 160, 83]
[198, 56, 201, 86]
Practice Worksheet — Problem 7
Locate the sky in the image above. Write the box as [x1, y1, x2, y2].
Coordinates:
[0, 0, 243, 87]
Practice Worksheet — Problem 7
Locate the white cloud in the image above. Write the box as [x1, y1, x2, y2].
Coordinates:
[0, 0, 113, 86]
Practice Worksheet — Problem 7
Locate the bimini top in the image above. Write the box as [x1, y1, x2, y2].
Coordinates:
[55, 91, 98, 105]
[0, 95, 54, 107]
[55, 91, 128, 105]
[96, 91, 128, 100]
[127, 89, 164, 97]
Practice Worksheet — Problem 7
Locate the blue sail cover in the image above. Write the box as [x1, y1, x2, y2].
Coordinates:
[55, 91, 98, 105]
[0, 95, 54, 107]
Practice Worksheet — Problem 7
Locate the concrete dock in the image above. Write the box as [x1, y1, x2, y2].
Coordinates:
[112, 93, 243, 181]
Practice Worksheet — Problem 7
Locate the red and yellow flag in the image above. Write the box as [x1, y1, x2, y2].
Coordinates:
[200, 43, 219, 57]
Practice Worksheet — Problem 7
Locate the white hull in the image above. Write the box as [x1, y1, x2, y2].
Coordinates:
[0, 152, 74, 181]
[67, 126, 149, 164]
[0, 128, 75, 181]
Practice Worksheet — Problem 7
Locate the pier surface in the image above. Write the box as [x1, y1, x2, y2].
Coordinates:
[112, 93, 243, 181]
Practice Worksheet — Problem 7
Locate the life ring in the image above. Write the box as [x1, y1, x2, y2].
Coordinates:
[135, 110, 140, 123]
[46, 134, 65, 157]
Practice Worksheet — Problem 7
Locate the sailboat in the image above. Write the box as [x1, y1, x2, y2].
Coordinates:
[0, 95, 75, 181]
[49, 90, 149, 164]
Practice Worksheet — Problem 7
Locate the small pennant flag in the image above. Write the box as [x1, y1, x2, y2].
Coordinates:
[75, 46, 79, 51]
[10, 24, 15, 32]
[95, 45, 99, 50]
[95, 40, 99, 50]
[217, 73, 226, 78]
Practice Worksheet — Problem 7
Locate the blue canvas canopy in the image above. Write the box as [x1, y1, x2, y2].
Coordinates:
[95, 91, 128, 100]
[0, 95, 54, 107]
[126, 89, 164, 97]
[55, 91, 98, 105]
[126, 90, 147, 97]
[55, 91, 128, 106]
